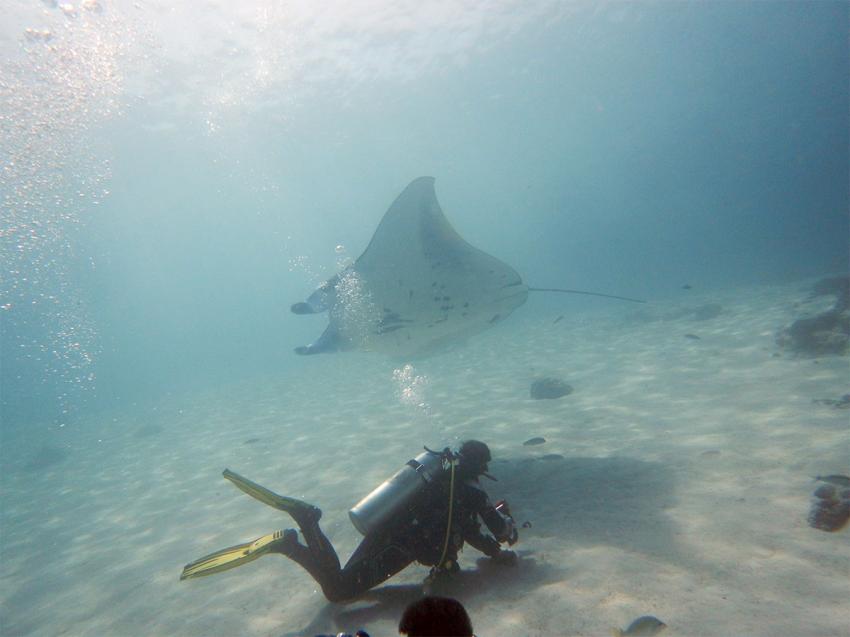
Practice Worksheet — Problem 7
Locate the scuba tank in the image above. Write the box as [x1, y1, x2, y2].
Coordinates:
[349, 449, 447, 536]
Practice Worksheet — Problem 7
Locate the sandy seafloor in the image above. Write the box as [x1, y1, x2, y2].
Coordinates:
[1, 279, 848, 637]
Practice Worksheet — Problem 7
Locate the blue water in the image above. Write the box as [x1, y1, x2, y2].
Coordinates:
[0, 2, 848, 635]
[2, 1, 847, 428]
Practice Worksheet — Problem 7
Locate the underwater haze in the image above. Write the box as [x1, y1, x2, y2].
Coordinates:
[1, 2, 849, 637]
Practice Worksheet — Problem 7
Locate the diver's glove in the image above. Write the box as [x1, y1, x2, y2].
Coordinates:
[492, 549, 518, 566]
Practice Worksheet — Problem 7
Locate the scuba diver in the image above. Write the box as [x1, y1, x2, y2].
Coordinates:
[180, 440, 519, 603]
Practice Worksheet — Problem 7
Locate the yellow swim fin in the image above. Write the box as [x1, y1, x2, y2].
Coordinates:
[180, 530, 287, 580]
[180, 471, 319, 581]
[222, 469, 319, 521]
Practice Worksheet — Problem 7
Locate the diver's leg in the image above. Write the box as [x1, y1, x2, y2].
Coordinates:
[218, 470, 406, 602]
[295, 512, 342, 574]
[221, 469, 343, 585]
[183, 471, 343, 584]
[274, 525, 413, 603]
[272, 529, 341, 590]
[328, 533, 415, 602]
[270, 514, 345, 600]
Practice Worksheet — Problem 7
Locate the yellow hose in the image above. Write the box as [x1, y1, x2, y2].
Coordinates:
[436, 458, 456, 571]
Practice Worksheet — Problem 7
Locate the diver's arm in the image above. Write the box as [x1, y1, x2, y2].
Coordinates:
[480, 506, 511, 541]
[473, 490, 517, 545]
[463, 483, 518, 563]
[464, 526, 517, 566]
[464, 525, 502, 558]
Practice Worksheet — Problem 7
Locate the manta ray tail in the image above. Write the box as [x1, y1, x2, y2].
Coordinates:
[528, 287, 646, 304]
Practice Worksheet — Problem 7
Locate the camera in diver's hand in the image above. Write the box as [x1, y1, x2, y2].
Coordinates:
[494, 499, 519, 546]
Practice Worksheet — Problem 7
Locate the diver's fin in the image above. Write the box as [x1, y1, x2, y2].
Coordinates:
[222, 469, 321, 524]
[180, 530, 287, 580]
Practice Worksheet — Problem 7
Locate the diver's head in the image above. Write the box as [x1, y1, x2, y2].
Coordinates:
[457, 440, 493, 479]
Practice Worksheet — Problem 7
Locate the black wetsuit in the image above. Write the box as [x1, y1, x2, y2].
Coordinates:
[276, 470, 510, 603]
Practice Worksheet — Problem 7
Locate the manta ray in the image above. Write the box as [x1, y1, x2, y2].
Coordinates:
[291, 177, 643, 356]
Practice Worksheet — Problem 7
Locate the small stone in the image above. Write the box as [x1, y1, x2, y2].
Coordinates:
[523, 437, 546, 446]
[808, 499, 850, 532]
[816, 474, 850, 487]
[813, 484, 837, 501]
[776, 278, 850, 356]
